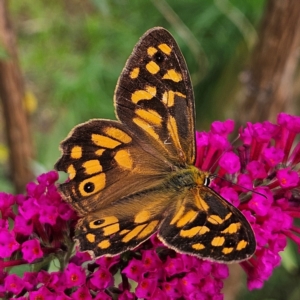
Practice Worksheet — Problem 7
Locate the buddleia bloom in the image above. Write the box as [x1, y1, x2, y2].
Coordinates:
[1, 113, 300, 298]
[195, 113, 300, 290]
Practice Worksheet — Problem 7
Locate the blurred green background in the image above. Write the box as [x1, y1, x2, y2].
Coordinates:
[1, 0, 300, 299]
[1, 0, 264, 186]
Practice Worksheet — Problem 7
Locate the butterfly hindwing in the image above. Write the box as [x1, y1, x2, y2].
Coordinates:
[74, 182, 185, 257]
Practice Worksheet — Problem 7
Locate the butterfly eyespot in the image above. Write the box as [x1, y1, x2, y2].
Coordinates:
[93, 220, 103, 226]
[153, 51, 165, 63]
[84, 182, 95, 193]
[225, 239, 236, 247]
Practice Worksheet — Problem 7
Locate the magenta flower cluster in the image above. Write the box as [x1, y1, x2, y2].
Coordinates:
[0, 173, 227, 299]
[196, 113, 300, 289]
[0, 112, 300, 299]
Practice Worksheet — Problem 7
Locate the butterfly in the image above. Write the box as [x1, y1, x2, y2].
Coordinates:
[55, 27, 256, 262]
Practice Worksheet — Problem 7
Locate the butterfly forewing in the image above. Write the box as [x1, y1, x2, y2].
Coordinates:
[55, 27, 256, 262]
[115, 27, 195, 165]
[55, 119, 173, 214]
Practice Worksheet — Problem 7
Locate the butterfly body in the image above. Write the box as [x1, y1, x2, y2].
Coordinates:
[55, 27, 256, 262]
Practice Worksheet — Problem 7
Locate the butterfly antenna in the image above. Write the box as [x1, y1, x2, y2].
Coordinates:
[210, 174, 267, 199]
[208, 133, 266, 198]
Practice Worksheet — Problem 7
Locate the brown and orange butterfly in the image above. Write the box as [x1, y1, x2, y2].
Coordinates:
[55, 27, 256, 262]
